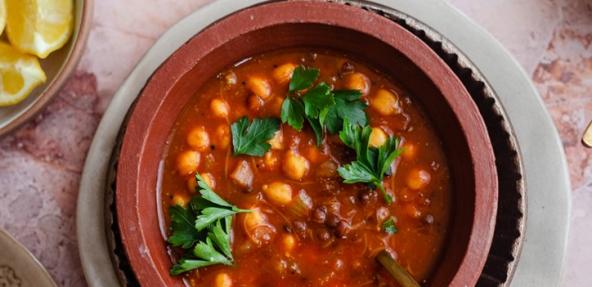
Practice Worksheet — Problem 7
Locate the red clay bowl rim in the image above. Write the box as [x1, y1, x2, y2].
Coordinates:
[116, 1, 498, 286]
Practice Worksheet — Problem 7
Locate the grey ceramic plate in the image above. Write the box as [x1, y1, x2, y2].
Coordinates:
[0, 228, 57, 287]
[77, 0, 571, 286]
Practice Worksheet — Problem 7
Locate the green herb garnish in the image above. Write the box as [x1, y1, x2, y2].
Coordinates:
[207, 217, 233, 259]
[231, 116, 280, 156]
[337, 120, 402, 204]
[383, 218, 398, 234]
[303, 82, 334, 118]
[322, 89, 368, 134]
[170, 258, 220, 276]
[169, 174, 250, 275]
[281, 66, 367, 145]
[280, 96, 305, 131]
[289, 65, 320, 93]
[193, 238, 232, 265]
[168, 205, 200, 249]
[302, 82, 334, 144]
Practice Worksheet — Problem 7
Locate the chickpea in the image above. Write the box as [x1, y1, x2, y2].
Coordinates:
[186, 126, 210, 151]
[230, 160, 254, 189]
[369, 127, 387, 148]
[210, 98, 230, 118]
[262, 182, 293, 206]
[273, 63, 297, 84]
[200, 172, 216, 189]
[215, 124, 230, 149]
[371, 89, 401, 116]
[262, 151, 279, 171]
[407, 168, 431, 190]
[243, 208, 265, 232]
[345, 72, 370, 95]
[282, 234, 296, 254]
[243, 207, 276, 245]
[305, 146, 322, 163]
[172, 194, 189, 207]
[214, 272, 232, 287]
[247, 76, 272, 100]
[248, 95, 264, 111]
[268, 130, 284, 150]
[176, 150, 200, 175]
[402, 143, 416, 160]
[282, 150, 310, 180]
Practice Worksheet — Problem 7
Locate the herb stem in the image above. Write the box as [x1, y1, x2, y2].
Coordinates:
[376, 250, 421, 287]
[377, 182, 393, 205]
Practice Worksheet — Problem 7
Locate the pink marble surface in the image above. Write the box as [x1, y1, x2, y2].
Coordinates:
[0, 0, 589, 286]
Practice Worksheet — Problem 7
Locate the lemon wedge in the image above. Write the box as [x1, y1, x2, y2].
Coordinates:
[0, 0, 5, 35]
[5, 0, 73, 59]
[0, 42, 47, 106]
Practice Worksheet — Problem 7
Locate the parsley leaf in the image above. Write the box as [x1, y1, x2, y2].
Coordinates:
[170, 259, 218, 276]
[289, 66, 320, 93]
[281, 96, 305, 131]
[169, 236, 233, 276]
[195, 207, 239, 231]
[323, 90, 368, 134]
[337, 120, 402, 204]
[301, 82, 336, 146]
[320, 106, 339, 134]
[169, 175, 250, 275]
[337, 161, 378, 184]
[307, 117, 324, 146]
[231, 117, 280, 156]
[193, 174, 249, 231]
[282, 66, 367, 145]
[208, 217, 233, 260]
[168, 205, 200, 249]
[334, 90, 368, 129]
[193, 238, 232, 266]
[195, 174, 233, 208]
[333, 89, 364, 101]
[303, 83, 334, 118]
[383, 218, 398, 234]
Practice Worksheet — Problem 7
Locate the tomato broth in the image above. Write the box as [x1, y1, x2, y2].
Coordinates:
[160, 49, 451, 287]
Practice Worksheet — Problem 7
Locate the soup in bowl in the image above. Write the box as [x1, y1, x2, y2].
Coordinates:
[116, 1, 497, 286]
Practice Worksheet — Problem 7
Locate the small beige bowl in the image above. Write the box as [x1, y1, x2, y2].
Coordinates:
[0, 0, 93, 137]
[0, 228, 57, 286]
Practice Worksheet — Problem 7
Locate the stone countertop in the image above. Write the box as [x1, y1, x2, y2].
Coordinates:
[0, 0, 589, 286]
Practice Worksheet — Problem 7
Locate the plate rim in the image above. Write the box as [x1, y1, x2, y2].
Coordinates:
[76, 0, 571, 286]
[0, 228, 58, 287]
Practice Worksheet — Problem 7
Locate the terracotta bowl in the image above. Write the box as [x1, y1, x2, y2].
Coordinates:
[116, 1, 498, 286]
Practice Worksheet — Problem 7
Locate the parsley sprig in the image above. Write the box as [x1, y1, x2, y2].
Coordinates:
[289, 65, 319, 93]
[281, 66, 367, 145]
[337, 120, 402, 204]
[231, 117, 280, 156]
[168, 174, 250, 275]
